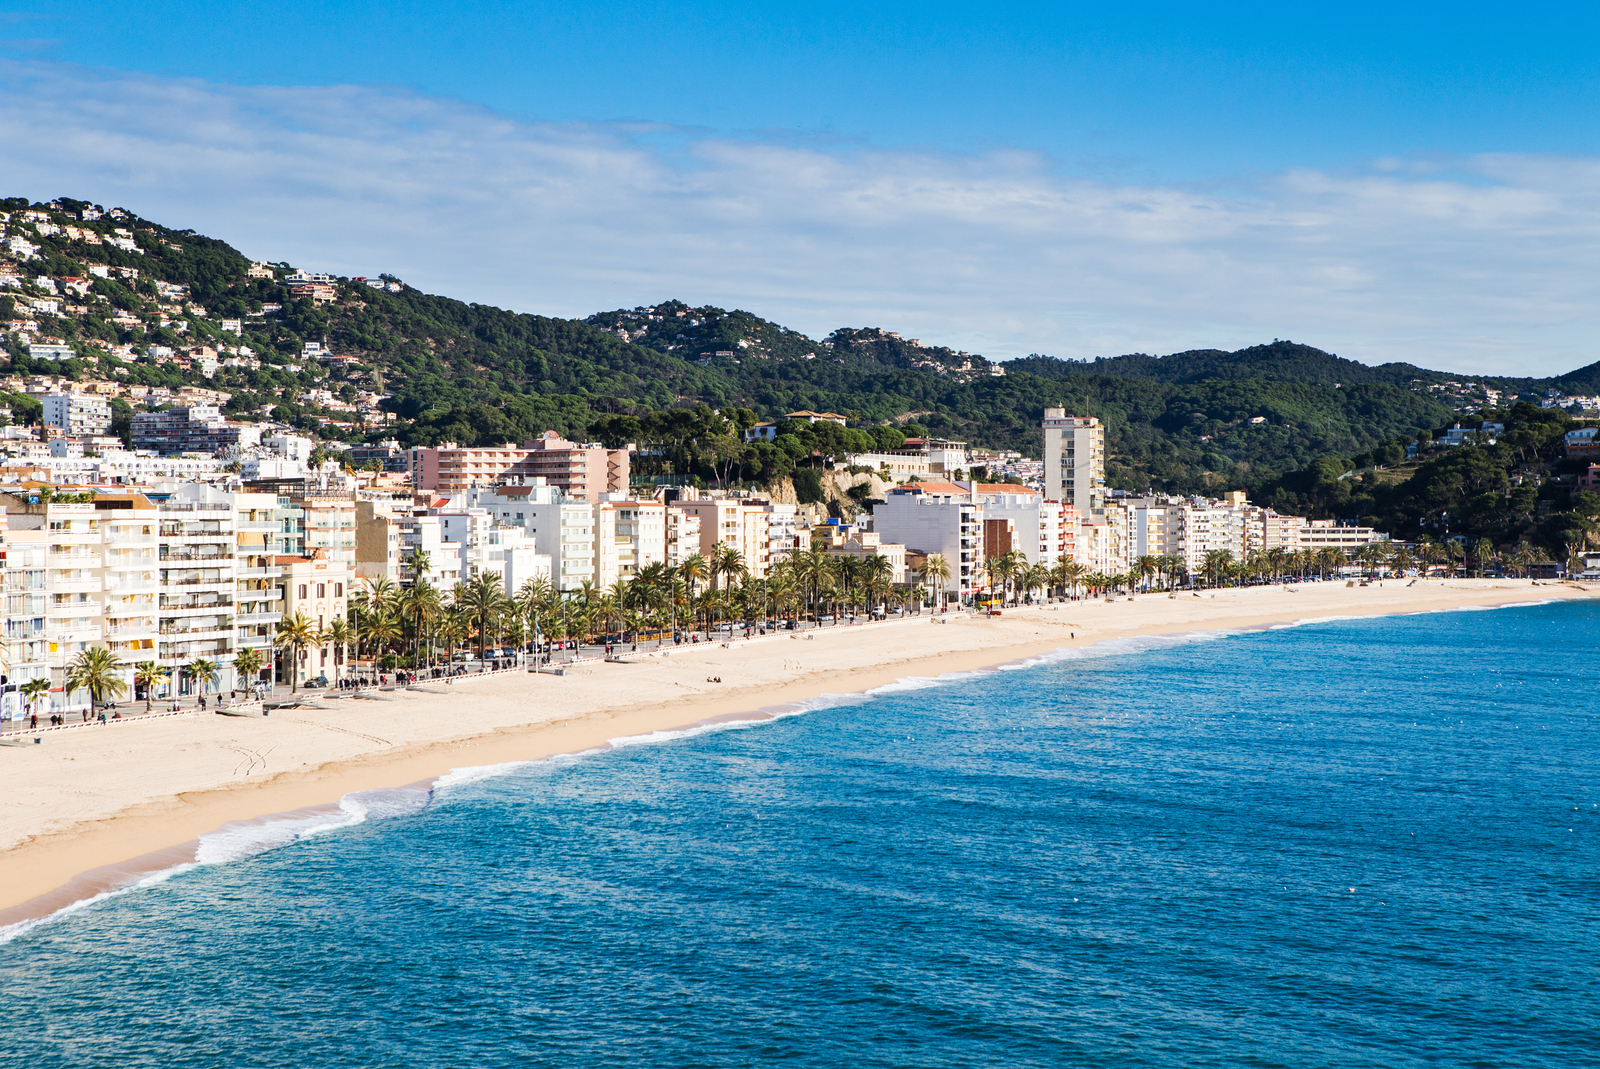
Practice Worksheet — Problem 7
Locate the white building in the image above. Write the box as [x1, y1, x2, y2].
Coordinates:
[971, 484, 1077, 569]
[42, 393, 113, 436]
[1042, 409, 1105, 513]
[872, 482, 984, 605]
[157, 483, 240, 695]
[476, 482, 615, 591]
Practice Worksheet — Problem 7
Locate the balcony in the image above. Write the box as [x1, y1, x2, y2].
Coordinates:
[235, 610, 282, 624]
[162, 530, 233, 543]
[160, 549, 235, 563]
[104, 533, 158, 545]
[159, 621, 234, 637]
[49, 576, 99, 594]
[105, 577, 159, 592]
[161, 598, 234, 613]
[235, 566, 282, 579]
[104, 623, 158, 638]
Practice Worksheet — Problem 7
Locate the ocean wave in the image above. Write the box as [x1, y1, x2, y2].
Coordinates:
[0, 787, 430, 946]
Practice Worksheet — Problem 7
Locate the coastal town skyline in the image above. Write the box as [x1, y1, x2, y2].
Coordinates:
[3, 8, 1598, 1066]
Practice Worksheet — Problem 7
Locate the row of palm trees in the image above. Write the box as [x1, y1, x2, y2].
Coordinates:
[342, 547, 923, 669]
[11, 646, 268, 722]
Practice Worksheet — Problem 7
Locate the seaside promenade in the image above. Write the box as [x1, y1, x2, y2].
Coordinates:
[0, 578, 1590, 929]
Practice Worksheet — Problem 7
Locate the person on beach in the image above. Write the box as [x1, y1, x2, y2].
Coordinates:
[29, 713, 37, 729]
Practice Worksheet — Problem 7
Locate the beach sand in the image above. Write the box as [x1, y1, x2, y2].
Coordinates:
[0, 578, 1588, 925]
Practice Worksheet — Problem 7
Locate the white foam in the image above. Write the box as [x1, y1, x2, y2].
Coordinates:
[0, 786, 430, 946]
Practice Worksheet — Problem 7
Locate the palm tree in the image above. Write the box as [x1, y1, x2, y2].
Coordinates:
[321, 618, 354, 678]
[274, 611, 317, 692]
[1020, 563, 1049, 603]
[1202, 549, 1235, 588]
[406, 547, 432, 586]
[134, 660, 169, 712]
[364, 607, 403, 661]
[185, 657, 219, 700]
[232, 648, 264, 692]
[67, 646, 128, 709]
[360, 575, 398, 614]
[20, 677, 50, 721]
[921, 552, 951, 609]
[680, 553, 707, 605]
[1058, 559, 1087, 599]
[456, 573, 506, 659]
[1472, 537, 1496, 577]
[399, 580, 442, 666]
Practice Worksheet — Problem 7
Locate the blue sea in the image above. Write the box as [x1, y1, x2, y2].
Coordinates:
[2, 601, 1597, 1068]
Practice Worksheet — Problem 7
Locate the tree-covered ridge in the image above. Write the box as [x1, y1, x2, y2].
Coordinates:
[1007, 341, 1455, 387]
[1253, 403, 1598, 557]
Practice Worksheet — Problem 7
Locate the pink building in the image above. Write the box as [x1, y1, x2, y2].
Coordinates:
[409, 433, 630, 501]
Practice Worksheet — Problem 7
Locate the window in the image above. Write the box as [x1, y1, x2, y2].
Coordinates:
[335, 582, 343, 597]
[297, 584, 307, 599]
[316, 583, 326, 598]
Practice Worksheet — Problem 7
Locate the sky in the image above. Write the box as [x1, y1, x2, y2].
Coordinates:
[2, 1, 1598, 375]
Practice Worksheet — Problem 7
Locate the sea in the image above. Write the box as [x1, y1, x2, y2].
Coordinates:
[2, 599, 1596, 1068]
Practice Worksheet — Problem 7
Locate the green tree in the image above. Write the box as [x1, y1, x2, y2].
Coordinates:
[274, 611, 317, 692]
[66, 647, 128, 708]
[134, 661, 169, 712]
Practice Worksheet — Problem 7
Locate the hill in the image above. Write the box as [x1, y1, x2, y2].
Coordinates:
[0, 194, 1587, 507]
[1007, 341, 1454, 387]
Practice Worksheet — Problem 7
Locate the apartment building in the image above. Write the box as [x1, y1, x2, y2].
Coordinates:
[664, 506, 702, 569]
[233, 491, 287, 687]
[158, 484, 239, 696]
[132, 404, 262, 456]
[475, 482, 608, 590]
[970, 484, 1077, 569]
[764, 502, 806, 569]
[872, 482, 984, 605]
[1, 498, 94, 709]
[435, 498, 551, 588]
[1041, 409, 1105, 512]
[285, 490, 357, 567]
[1300, 519, 1384, 552]
[400, 514, 463, 588]
[515, 432, 631, 502]
[1, 514, 48, 718]
[354, 498, 406, 584]
[97, 494, 161, 670]
[409, 442, 531, 494]
[673, 497, 777, 578]
[409, 435, 631, 501]
[42, 393, 113, 436]
[277, 556, 350, 685]
[605, 498, 667, 580]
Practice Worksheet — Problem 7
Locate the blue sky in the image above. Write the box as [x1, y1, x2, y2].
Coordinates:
[3, 2, 1599, 374]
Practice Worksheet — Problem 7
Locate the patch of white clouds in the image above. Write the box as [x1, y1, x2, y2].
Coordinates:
[2, 58, 1596, 376]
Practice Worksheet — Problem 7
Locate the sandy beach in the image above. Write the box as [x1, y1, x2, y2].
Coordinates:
[0, 578, 1589, 926]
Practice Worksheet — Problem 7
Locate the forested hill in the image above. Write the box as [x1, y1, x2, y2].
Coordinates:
[1008, 342, 1453, 387]
[1, 195, 1585, 503]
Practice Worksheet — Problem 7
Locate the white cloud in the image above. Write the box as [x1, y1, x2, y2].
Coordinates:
[2, 59, 1597, 376]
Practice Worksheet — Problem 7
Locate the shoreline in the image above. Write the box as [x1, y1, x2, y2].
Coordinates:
[0, 579, 1590, 933]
